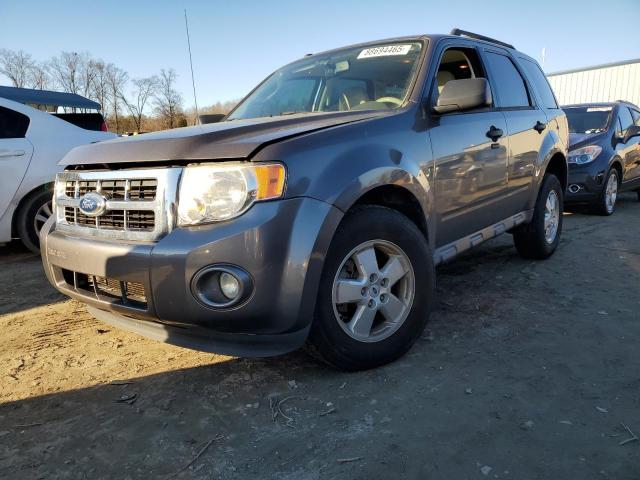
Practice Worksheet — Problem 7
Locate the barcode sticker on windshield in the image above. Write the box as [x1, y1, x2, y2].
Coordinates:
[587, 107, 612, 112]
[357, 45, 412, 59]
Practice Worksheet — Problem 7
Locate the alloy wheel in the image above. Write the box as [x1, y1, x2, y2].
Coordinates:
[331, 240, 415, 343]
[544, 190, 560, 244]
[605, 171, 618, 214]
[33, 200, 53, 237]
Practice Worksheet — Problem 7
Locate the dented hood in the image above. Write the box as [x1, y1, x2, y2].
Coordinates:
[61, 111, 388, 166]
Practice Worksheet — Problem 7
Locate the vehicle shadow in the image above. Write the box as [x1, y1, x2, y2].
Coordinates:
[0, 241, 66, 316]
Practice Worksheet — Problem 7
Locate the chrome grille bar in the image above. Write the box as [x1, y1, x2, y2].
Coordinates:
[54, 167, 182, 242]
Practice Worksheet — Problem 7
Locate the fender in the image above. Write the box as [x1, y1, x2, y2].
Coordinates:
[254, 110, 436, 247]
[609, 156, 624, 178]
[527, 128, 567, 209]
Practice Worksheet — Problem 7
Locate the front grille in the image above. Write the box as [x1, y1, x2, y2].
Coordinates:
[55, 168, 179, 242]
[64, 178, 157, 201]
[61, 268, 147, 308]
[63, 208, 153, 231]
[129, 179, 158, 200]
[78, 180, 98, 197]
[100, 180, 127, 200]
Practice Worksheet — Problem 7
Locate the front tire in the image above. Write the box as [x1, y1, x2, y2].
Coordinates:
[16, 187, 53, 253]
[306, 206, 434, 371]
[513, 173, 563, 260]
[592, 168, 619, 216]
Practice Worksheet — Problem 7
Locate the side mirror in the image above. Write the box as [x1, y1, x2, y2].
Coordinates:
[623, 125, 640, 143]
[199, 114, 225, 124]
[433, 78, 492, 114]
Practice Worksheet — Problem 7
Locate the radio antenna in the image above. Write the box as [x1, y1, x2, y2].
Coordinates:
[184, 9, 199, 124]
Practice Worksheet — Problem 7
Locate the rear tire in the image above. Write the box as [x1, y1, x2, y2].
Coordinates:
[592, 168, 619, 216]
[16, 187, 53, 253]
[513, 174, 563, 260]
[306, 206, 434, 371]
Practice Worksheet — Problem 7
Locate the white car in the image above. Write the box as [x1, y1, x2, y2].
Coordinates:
[0, 94, 115, 252]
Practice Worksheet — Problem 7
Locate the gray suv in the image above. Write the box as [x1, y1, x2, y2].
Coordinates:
[41, 30, 569, 370]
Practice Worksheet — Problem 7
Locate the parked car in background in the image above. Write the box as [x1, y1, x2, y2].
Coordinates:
[41, 30, 568, 370]
[0, 89, 115, 252]
[564, 101, 640, 214]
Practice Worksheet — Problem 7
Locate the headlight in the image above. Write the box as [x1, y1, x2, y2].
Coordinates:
[568, 145, 602, 165]
[177, 163, 286, 226]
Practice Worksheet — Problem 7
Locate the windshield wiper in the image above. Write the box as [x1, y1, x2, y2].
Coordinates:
[277, 111, 308, 116]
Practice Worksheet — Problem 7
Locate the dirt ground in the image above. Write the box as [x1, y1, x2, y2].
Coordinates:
[1, 193, 639, 480]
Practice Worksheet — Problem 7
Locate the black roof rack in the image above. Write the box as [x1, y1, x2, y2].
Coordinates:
[449, 28, 515, 50]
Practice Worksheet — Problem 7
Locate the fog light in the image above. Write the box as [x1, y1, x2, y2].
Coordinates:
[191, 265, 253, 309]
[219, 272, 240, 299]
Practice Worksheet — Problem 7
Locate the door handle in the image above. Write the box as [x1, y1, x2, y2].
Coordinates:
[0, 150, 25, 157]
[486, 126, 503, 143]
[533, 121, 547, 133]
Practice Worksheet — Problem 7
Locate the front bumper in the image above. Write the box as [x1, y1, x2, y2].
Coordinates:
[565, 163, 607, 203]
[41, 197, 343, 357]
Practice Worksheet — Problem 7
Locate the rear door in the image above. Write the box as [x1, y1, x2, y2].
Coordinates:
[623, 107, 640, 183]
[428, 42, 509, 247]
[481, 49, 548, 216]
[0, 106, 34, 219]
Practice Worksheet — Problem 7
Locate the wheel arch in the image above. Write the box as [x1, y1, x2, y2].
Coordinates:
[544, 152, 568, 193]
[610, 157, 624, 183]
[11, 182, 54, 237]
[348, 184, 429, 242]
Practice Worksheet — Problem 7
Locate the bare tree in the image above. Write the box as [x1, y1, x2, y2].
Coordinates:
[29, 63, 49, 90]
[122, 76, 158, 132]
[0, 49, 35, 88]
[153, 69, 183, 129]
[49, 51, 82, 95]
[105, 64, 128, 133]
[79, 56, 98, 99]
[92, 61, 111, 119]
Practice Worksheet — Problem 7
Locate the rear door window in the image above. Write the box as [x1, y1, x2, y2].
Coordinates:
[519, 58, 558, 109]
[0, 106, 30, 138]
[631, 109, 640, 126]
[483, 51, 531, 108]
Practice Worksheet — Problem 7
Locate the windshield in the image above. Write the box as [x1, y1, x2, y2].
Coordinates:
[228, 42, 424, 121]
[564, 106, 613, 134]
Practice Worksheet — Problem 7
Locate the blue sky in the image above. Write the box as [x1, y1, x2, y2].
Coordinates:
[1, 0, 639, 108]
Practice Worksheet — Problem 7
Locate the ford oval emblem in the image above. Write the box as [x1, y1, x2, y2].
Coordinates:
[78, 192, 107, 217]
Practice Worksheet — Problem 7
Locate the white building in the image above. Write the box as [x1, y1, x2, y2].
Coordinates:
[547, 58, 640, 107]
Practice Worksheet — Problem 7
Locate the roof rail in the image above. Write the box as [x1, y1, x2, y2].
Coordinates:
[449, 28, 515, 50]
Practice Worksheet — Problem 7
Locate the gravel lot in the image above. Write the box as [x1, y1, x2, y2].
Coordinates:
[1, 193, 639, 479]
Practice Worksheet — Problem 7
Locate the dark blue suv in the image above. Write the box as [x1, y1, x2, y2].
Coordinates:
[564, 101, 640, 215]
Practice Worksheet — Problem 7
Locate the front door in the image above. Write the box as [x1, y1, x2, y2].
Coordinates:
[0, 106, 34, 220]
[429, 44, 509, 247]
[431, 111, 509, 247]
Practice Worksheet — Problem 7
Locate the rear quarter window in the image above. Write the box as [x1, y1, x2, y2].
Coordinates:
[0, 106, 30, 138]
[519, 58, 559, 109]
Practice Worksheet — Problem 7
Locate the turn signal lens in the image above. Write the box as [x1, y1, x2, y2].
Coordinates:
[254, 165, 286, 200]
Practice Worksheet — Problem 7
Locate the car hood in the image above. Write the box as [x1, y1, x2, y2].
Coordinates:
[60, 111, 390, 166]
[568, 132, 607, 150]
